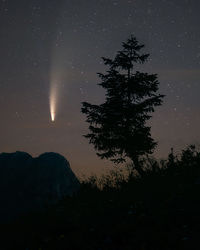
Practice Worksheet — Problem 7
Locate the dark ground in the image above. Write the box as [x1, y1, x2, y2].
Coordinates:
[1, 146, 200, 250]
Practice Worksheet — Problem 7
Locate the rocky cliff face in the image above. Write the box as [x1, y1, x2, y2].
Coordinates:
[0, 151, 80, 223]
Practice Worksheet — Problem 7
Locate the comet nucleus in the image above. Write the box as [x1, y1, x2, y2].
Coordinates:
[51, 111, 55, 122]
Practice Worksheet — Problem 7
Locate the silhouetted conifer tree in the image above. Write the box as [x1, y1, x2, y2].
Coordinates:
[82, 35, 164, 175]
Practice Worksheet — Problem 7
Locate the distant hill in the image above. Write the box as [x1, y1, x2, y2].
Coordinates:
[0, 151, 80, 223]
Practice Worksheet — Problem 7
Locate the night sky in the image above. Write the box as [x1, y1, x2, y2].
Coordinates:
[0, 0, 200, 176]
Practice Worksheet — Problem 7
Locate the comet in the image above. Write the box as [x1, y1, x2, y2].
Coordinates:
[51, 110, 55, 122]
[49, 24, 66, 122]
[49, 78, 59, 122]
[50, 90, 56, 122]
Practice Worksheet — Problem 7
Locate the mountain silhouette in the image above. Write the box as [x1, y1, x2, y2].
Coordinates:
[0, 151, 80, 223]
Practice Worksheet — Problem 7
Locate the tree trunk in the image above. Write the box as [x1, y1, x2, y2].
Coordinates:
[132, 156, 145, 177]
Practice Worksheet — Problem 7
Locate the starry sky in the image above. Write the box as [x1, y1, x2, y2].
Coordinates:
[0, 0, 200, 176]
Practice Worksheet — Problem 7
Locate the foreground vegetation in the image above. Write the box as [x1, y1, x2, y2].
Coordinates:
[1, 145, 200, 250]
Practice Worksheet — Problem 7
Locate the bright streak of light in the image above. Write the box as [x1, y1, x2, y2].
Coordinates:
[51, 111, 55, 122]
[49, 81, 58, 122]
